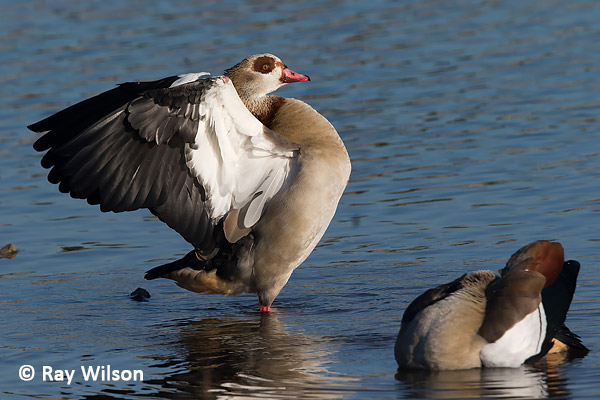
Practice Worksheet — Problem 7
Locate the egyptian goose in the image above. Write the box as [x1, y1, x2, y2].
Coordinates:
[29, 54, 351, 311]
[395, 240, 587, 370]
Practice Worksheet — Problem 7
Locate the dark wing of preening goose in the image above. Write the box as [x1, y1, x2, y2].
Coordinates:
[29, 73, 299, 254]
[478, 270, 546, 343]
[479, 240, 565, 345]
[526, 259, 585, 362]
[400, 274, 466, 326]
[541, 260, 580, 339]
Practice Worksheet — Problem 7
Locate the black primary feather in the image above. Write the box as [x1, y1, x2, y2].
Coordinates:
[29, 76, 221, 253]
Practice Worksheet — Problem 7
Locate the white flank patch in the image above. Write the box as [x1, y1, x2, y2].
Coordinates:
[480, 304, 546, 368]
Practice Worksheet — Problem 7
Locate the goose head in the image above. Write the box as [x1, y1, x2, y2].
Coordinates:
[224, 53, 310, 101]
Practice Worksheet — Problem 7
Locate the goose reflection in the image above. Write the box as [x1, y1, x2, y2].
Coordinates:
[395, 361, 575, 399]
[145, 311, 353, 399]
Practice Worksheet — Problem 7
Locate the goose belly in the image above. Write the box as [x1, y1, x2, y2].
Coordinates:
[252, 152, 349, 282]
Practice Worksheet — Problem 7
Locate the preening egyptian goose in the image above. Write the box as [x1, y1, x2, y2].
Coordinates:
[395, 240, 588, 370]
[29, 54, 351, 311]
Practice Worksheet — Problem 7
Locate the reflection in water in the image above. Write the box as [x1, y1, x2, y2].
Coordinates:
[396, 366, 548, 399]
[395, 356, 580, 399]
[145, 312, 355, 399]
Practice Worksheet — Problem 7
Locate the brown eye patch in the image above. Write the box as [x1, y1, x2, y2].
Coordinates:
[253, 56, 276, 74]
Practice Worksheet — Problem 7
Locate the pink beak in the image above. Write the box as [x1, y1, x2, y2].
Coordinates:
[281, 67, 310, 83]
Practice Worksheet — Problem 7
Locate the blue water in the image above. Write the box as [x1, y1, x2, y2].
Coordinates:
[2, 0, 600, 398]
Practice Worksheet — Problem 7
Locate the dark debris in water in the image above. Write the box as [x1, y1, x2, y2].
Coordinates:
[0, 243, 17, 259]
[129, 287, 151, 302]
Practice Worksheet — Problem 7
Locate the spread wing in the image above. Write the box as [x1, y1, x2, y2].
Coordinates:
[29, 73, 299, 254]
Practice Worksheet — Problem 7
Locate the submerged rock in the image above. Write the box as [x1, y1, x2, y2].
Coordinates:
[129, 287, 151, 302]
[0, 243, 17, 259]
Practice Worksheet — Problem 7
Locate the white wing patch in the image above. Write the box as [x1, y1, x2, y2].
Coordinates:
[170, 72, 211, 88]
[184, 77, 298, 229]
[480, 304, 547, 368]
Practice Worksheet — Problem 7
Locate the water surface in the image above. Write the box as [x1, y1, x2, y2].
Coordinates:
[2, 0, 600, 398]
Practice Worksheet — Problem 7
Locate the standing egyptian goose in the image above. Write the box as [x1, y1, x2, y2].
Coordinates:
[29, 54, 351, 311]
[395, 240, 587, 370]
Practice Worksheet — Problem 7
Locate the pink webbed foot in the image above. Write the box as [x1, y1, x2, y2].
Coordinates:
[259, 305, 270, 312]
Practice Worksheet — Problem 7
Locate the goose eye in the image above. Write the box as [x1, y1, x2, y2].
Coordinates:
[262, 64, 271, 71]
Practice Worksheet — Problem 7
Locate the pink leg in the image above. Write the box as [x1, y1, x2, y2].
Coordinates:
[259, 305, 270, 312]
